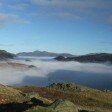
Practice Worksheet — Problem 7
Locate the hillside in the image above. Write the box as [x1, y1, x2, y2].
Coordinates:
[17, 50, 74, 57]
[0, 50, 15, 60]
[0, 84, 28, 104]
[55, 53, 112, 63]
[0, 83, 112, 112]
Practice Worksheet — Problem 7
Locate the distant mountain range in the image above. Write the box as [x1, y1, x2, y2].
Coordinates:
[17, 50, 74, 57]
[1, 50, 112, 63]
[55, 53, 112, 63]
[0, 50, 15, 60]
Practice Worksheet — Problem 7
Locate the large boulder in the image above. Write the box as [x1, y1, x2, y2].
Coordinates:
[49, 99, 78, 112]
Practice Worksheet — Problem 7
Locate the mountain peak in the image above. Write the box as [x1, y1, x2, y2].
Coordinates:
[17, 50, 74, 57]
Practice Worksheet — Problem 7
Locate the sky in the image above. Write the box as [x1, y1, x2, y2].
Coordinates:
[0, 0, 112, 55]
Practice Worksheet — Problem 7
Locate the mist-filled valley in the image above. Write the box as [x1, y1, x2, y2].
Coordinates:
[1, 1, 112, 111]
[0, 56, 112, 90]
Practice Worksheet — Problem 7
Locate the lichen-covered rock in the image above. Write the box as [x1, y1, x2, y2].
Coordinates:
[49, 99, 78, 112]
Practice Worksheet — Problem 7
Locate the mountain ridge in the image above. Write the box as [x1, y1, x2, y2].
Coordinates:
[55, 53, 112, 63]
[17, 50, 74, 57]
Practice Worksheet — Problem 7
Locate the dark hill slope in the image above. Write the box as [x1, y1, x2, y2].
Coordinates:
[0, 50, 14, 60]
[55, 53, 112, 63]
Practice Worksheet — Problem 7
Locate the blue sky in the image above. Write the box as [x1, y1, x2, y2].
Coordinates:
[0, 0, 112, 55]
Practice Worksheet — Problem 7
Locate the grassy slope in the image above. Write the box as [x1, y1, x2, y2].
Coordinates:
[0, 84, 28, 104]
[0, 83, 112, 112]
[16, 84, 112, 112]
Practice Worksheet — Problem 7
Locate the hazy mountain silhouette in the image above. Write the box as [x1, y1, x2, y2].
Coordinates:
[17, 50, 74, 57]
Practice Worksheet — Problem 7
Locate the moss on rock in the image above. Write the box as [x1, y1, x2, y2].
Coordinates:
[49, 99, 78, 112]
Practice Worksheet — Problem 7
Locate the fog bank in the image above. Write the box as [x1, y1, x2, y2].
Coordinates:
[0, 57, 112, 90]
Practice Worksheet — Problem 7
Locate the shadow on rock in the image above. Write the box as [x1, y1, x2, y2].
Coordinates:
[0, 97, 47, 112]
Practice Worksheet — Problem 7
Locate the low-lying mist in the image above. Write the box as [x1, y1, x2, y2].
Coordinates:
[0, 56, 112, 90]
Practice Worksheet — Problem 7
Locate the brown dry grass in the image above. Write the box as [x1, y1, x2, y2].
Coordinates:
[16, 86, 112, 112]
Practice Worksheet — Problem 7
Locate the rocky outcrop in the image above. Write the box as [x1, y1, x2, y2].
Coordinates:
[49, 99, 78, 112]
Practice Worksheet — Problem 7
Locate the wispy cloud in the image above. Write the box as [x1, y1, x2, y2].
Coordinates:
[0, 0, 112, 26]
[30, 0, 112, 9]
[0, 0, 29, 11]
[0, 13, 30, 27]
[30, 0, 112, 25]
[6, 3, 29, 11]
